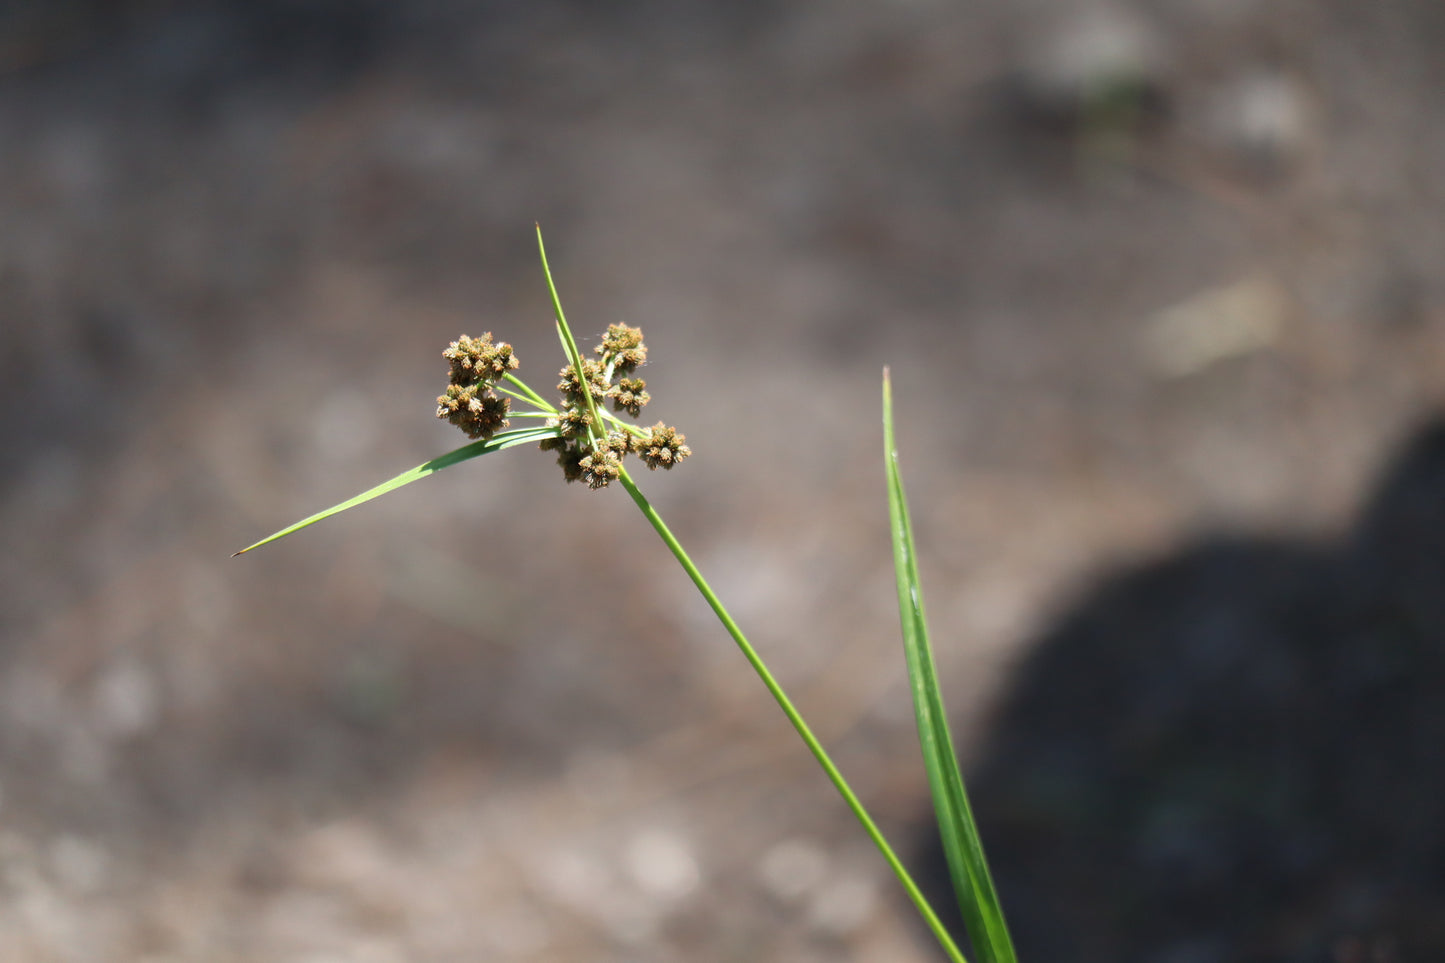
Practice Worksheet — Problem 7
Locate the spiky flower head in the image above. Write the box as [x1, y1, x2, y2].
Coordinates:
[436, 383, 511, 439]
[637, 423, 690, 471]
[598, 324, 647, 372]
[444, 333, 518, 386]
[577, 446, 622, 490]
[608, 377, 650, 417]
[546, 406, 591, 440]
[603, 430, 634, 456]
[557, 359, 608, 408]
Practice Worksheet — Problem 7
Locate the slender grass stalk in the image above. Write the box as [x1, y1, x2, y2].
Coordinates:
[538, 233, 967, 962]
[502, 371, 555, 411]
[883, 370, 1016, 963]
[496, 374, 556, 412]
[614, 467, 968, 963]
[236, 229, 995, 963]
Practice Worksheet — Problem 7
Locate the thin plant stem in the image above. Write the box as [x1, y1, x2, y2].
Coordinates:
[499, 373, 556, 411]
[614, 465, 969, 963]
[536, 225, 604, 444]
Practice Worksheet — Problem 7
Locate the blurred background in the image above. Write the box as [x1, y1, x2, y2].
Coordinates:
[2, 1, 1443, 960]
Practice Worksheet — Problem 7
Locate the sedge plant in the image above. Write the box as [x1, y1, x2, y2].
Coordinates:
[235, 227, 1016, 963]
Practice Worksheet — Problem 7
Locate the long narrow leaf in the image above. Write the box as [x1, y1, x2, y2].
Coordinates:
[233, 426, 558, 556]
[613, 463, 970, 963]
[883, 369, 1016, 963]
[536, 225, 603, 443]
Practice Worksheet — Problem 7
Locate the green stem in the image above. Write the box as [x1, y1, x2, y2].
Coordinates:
[502, 372, 555, 412]
[536, 226, 604, 444]
[615, 466, 969, 963]
[600, 410, 648, 436]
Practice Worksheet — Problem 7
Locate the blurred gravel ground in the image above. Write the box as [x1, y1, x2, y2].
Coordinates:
[2, 1, 1443, 960]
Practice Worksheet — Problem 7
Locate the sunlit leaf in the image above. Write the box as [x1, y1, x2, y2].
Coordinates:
[884, 369, 1016, 963]
[233, 426, 558, 556]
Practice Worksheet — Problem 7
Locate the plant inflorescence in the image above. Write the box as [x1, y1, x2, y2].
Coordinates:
[434, 322, 688, 491]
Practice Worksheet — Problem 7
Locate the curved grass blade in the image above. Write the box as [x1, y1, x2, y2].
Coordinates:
[233, 426, 559, 556]
[883, 369, 1017, 963]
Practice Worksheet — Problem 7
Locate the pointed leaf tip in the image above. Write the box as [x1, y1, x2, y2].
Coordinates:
[230, 426, 559, 557]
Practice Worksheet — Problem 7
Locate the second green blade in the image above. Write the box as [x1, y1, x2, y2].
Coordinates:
[882, 369, 1017, 963]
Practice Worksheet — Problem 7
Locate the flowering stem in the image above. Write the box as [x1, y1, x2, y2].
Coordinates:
[614, 465, 968, 963]
[501, 372, 556, 412]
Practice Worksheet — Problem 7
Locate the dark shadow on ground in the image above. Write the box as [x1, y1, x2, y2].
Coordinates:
[921, 416, 1445, 963]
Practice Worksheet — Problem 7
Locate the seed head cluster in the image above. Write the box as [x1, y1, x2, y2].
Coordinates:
[542, 325, 690, 489]
[436, 333, 517, 439]
[636, 423, 689, 471]
[436, 323, 689, 489]
[599, 323, 647, 371]
[557, 358, 608, 408]
[611, 378, 649, 418]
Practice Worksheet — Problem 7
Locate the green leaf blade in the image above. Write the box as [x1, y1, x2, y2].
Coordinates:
[536, 225, 603, 443]
[883, 369, 1017, 963]
[232, 426, 558, 556]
